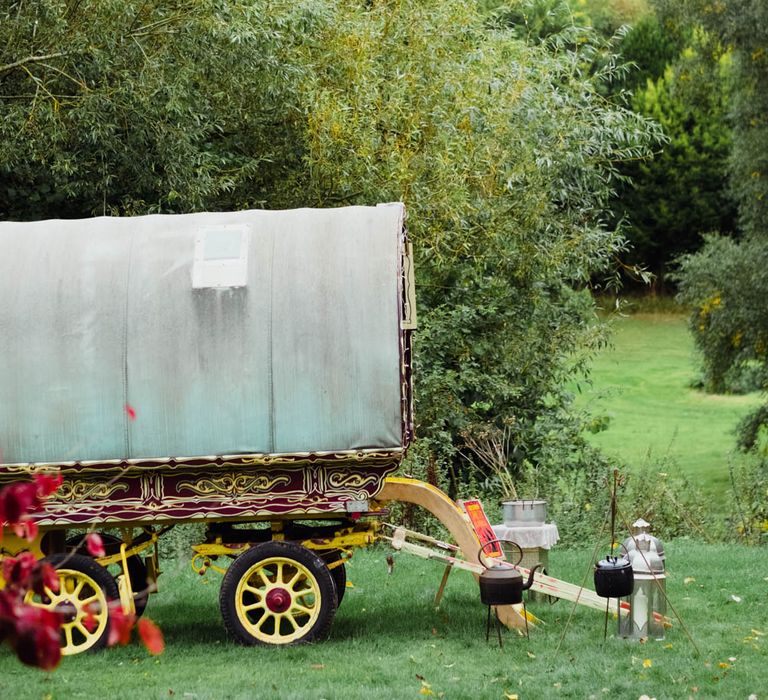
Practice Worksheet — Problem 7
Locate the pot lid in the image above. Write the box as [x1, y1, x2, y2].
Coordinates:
[595, 555, 631, 570]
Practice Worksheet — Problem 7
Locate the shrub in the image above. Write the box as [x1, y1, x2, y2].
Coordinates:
[675, 234, 768, 395]
[727, 456, 768, 545]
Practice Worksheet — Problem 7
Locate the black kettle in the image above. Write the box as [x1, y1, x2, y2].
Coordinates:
[594, 555, 633, 598]
[478, 538, 541, 606]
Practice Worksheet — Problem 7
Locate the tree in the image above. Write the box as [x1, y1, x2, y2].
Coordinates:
[614, 42, 736, 278]
[695, 0, 768, 238]
[483, 0, 577, 42]
[676, 235, 768, 393]
[289, 0, 660, 489]
[654, 0, 768, 239]
[667, 0, 768, 449]
[0, 1, 310, 219]
[576, 0, 651, 37]
[616, 13, 685, 90]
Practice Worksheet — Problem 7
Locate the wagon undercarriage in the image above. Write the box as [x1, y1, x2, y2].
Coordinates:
[2, 475, 651, 656]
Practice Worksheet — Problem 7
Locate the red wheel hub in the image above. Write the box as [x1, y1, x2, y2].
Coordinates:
[265, 588, 291, 613]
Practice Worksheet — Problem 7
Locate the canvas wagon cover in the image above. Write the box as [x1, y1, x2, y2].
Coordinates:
[0, 204, 407, 465]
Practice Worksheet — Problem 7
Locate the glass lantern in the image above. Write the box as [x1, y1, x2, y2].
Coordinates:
[619, 537, 666, 640]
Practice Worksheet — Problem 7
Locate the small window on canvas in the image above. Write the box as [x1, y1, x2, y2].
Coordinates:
[192, 225, 249, 288]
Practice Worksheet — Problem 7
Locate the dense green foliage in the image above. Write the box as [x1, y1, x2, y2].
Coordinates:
[484, 0, 576, 42]
[0, 0, 661, 497]
[575, 0, 650, 35]
[599, 3, 738, 282]
[655, 0, 768, 241]
[668, 1, 768, 456]
[676, 235, 768, 394]
[696, 0, 768, 239]
[293, 1, 660, 493]
[490, 1, 738, 283]
[0, 1, 312, 219]
[615, 14, 684, 90]
[615, 46, 735, 276]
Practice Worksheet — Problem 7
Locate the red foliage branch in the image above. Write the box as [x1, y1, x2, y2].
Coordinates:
[0, 473, 164, 670]
[0, 473, 64, 669]
[0, 472, 62, 542]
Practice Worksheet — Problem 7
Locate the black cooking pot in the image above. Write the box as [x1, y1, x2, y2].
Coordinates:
[594, 555, 633, 598]
[478, 538, 541, 606]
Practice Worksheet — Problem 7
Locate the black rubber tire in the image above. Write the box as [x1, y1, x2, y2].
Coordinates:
[219, 541, 337, 646]
[39, 553, 120, 654]
[66, 533, 150, 617]
[320, 550, 347, 606]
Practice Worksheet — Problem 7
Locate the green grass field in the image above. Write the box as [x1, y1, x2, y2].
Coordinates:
[2, 545, 767, 699]
[574, 312, 763, 495]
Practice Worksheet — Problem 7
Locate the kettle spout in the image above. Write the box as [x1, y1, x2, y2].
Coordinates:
[521, 563, 542, 591]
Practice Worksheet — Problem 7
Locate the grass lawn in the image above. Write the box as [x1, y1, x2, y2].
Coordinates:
[2, 545, 767, 699]
[574, 312, 763, 495]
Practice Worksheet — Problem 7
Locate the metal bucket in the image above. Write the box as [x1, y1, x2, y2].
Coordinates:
[502, 499, 547, 525]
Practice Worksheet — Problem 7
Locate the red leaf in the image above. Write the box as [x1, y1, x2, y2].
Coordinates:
[34, 473, 63, 499]
[35, 623, 62, 671]
[107, 604, 135, 647]
[12, 519, 38, 543]
[33, 562, 60, 596]
[42, 562, 60, 593]
[137, 618, 165, 655]
[0, 483, 37, 523]
[85, 532, 105, 558]
[82, 607, 98, 633]
[125, 404, 137, 421]
[2, 552, 38, 589]
[13, 606, 62, 671]
[0, 588, 15, 617]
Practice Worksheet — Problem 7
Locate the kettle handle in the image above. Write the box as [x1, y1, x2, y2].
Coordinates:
[478, 538, 523, 567]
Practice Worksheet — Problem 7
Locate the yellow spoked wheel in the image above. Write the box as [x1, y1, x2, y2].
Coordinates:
[219, 542, 337, 646]
[66, 533, 150, 617]
[26, 553, 118, 656]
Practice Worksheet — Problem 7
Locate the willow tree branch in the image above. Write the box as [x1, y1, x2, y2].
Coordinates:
[0, 52, 68, 77]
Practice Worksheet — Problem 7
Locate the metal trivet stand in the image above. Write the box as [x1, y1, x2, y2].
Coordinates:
[477, 539, 541, 648]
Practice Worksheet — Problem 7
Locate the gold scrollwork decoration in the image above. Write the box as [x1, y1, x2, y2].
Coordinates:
[177, 472, 291, 497]
[52, 481, 129, 502]
[326, 472, 380, 490]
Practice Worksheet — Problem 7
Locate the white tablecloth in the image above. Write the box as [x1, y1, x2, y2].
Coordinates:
[492, 523, 560, 549]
